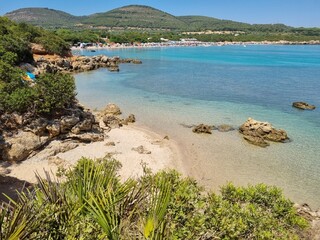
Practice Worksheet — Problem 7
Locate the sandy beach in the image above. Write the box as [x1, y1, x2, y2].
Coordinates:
[6, 125, 185, 183]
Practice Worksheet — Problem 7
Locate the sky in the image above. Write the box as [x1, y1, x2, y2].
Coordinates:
[1, 0, 319, 27]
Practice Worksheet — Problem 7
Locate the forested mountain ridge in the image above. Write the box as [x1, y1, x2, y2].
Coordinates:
[5, 5, 301, 32]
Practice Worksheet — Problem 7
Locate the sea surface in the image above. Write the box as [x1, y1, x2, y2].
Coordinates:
[74, 45, 320, 208]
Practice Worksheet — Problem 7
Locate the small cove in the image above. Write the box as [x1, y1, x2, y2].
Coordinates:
[74, 45, 320, 208]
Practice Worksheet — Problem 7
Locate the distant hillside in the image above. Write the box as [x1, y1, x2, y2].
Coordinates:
[4, 5, 296, 32]
[5, 8, 84, 28]
[83, 5, 187, 30]
[178, 16, 251, 31]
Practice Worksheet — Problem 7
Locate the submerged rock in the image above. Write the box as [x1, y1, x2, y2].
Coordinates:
[123, 114, 136, 125]
[131, 145, 151, 154]
[239, 118, 289, 147]
[217, 124, 235, 132]
[243, 135, 270, 148]
[192, 124, 213, 134]
[292, 102, 316, 110]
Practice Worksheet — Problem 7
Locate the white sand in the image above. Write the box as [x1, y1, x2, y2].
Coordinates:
[7, 125, 184, 183]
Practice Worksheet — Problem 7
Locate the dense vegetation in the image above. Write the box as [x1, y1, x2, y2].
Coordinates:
[0, 17, 76, 115]
[0, 158, 308, 239]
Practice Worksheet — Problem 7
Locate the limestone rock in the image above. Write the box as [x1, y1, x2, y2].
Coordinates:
[131, 145, 151, 154]
[108, 66, 120, 72]
[243, 135, 270, 148]
[292, 102, 316, 110]
[132, 59, 142, 64]
[31, 43, 48, 55]
[24, 118, 48, 136]
[105, 141, 116, 146]
[192, 124, 213, 134]
[71, 119, 93, 134]
[123, 114, 136, 125]
[60, 115, 80, 133]
[102, 104, 122, 116]
[46, 121, 61, 138]
[2, 131, 48, 162]
[67, 132, 104, 143]
[239, 118, 289, 147]
[103, 115, 122, 129]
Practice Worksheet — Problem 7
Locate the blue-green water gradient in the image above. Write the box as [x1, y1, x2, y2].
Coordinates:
[74, 45, 320, 207]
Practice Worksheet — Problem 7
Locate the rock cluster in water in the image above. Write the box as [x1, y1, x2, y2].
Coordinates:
[97, 103, 136, 131]
[239, 118, 289, 147]
[192, 124, 213, 134]
[21, 52, 143, 76]
[32, 55, 121, 74]
[292, 102, 316, 110]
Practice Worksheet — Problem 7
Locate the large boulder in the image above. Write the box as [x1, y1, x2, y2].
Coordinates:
[46, 121, 61, 138]
[122, 114, 136, 125]
[24, 118, 48, 136]
[71, 119, 93, 134]
[101, 103, 122, 116]
[239, 118, 289, 147]
[31, 43, 48, 55]
[2, 131, 48, 162]
[102, 115, 122, 129]
[60, 115, 80, 133]
[292, 102, 316, 110]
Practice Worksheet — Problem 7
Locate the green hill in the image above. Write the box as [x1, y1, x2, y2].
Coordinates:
[5, 8, 84, 28]
[178, 16, 251, 31]
[2, 5, 303, 32]
[83, 5, 187, 30]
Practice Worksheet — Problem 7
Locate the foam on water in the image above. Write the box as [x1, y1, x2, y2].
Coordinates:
[74, 46, 320, 207]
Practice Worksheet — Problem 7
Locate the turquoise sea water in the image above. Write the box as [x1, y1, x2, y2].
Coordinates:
[74, 45, 320, 208]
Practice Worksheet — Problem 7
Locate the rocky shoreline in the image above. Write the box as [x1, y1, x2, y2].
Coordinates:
[18, 44, 143, 76]
[0, 103, 137, 163]
[19, 54, 143, 76]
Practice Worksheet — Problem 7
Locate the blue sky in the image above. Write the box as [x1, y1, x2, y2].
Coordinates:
[1, 0, 319, 27]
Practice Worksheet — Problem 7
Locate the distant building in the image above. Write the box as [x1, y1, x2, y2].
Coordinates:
[180, 38, 198, 42]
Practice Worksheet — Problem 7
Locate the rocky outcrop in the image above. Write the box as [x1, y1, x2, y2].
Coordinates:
[101, 103, 122, 116]
[2, 131, 48, 162]
[97, 103, 136, 131]
[0, 102, 137, 162]
[31, 43, 48, 55]
[120, 58, 142, 64]
[192, 124, 213, 134]
[123, 114, 136, 125]
[0, 103, 103, 162]
[33, 55, 122, 75]
[294, 203, 320, 239]
[239, 118, 289, 147]
[292, 102, 316, 110]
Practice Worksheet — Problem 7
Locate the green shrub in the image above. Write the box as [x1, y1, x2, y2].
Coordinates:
[0, 158, 309, 239]
[204, 183, 308, 239]
[4, 87, 36, 113]
[34, 34, 70, 55]
[34, 73, 76, 114]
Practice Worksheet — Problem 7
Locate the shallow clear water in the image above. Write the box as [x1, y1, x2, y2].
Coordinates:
[74, 46, 320, 208]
